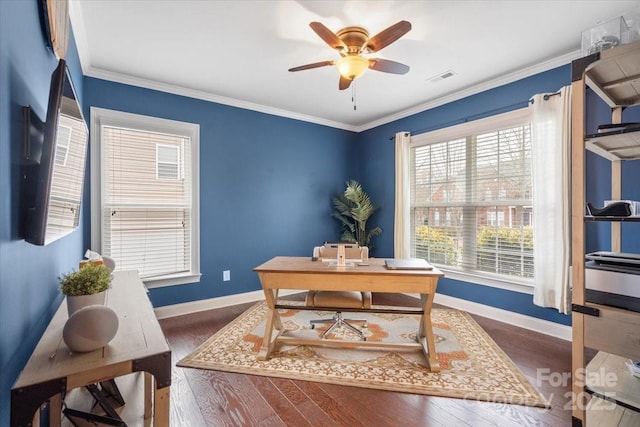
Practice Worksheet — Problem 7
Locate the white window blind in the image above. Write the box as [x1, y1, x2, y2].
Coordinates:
[91, 108, 200, 287]
[410, 108, 533, 283]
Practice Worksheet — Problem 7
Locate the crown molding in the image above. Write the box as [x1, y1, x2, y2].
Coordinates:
[68, 1, 90, 74]
[354, 50, 580, 132]
[78, 46, 580, 133]
[69, 0, 577, 135]
[82, 66, 360, 132]
[68, 1, 357, 132]
[80, 50, 577, 135]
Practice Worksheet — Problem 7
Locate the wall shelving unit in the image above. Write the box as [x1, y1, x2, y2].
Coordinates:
[570, 40, 640, 426]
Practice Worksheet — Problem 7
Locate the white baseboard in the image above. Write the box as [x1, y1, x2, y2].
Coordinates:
[432, 293, 572, 341]
[153, 289, 304, 320]
[154, 290, 572, 342]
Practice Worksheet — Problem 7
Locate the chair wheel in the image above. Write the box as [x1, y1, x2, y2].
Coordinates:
[363, 337, 367, 341]
[310, 324, 315, 329]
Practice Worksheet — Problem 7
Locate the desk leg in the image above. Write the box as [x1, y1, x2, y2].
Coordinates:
[153, 385, 170, 426]
[48, 393, 62, 427]
[257, 289, 282, 361]
[419, 293, 440, 372]
[144, 372, 152, 426]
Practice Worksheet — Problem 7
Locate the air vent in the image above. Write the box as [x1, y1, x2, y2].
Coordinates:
[427, 70, 456, 83]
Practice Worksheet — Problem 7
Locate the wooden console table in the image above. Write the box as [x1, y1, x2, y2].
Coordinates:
[254, 256, 444, 371]
[11, 270, 171, 427]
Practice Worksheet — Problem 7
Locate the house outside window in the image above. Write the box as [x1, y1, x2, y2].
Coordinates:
[90, 108, 200, 288]
[54, 124, 72, 166]
[410, 108, 533, 286]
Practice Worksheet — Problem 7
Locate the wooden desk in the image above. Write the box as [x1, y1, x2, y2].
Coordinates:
[253, 256, 444, 371]
[11, 270, 171, 427]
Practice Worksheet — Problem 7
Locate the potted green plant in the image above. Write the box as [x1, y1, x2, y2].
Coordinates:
[59, 264, 112, 316]
[332, 180, 382, 251]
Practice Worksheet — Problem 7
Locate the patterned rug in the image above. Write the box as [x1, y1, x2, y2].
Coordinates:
[178, 301, 547, 407]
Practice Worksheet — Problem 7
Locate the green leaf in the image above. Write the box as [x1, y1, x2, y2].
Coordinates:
[331, 180, 382, 250]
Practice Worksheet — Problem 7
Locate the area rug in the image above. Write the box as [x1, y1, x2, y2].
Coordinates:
[178, 301, 547, 407]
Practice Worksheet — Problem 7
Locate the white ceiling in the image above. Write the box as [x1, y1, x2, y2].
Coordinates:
[69, 0, 640, 131]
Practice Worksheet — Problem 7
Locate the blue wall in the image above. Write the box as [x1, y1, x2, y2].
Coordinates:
[83, 78, 358, 307]
[3, 2, 640, 424]
[585, 92, 640, 253]
[356, 65, 640, 327]
[0, 0, 87, 422]
[356, 66, 572, 258]
[356, 66, 575, 326]
[84, 62, 640, 328]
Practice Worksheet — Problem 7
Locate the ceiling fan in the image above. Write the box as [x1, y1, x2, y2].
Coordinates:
[289, 20, 412, 90]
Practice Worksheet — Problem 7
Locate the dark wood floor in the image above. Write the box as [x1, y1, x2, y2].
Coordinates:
[159, 293, 573, 427]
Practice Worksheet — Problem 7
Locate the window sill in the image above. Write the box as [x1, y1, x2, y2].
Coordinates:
[437, 268, 534, 295]
[143, 272, 202, 289]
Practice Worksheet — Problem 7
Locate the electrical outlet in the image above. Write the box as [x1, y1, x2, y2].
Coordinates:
[223, 270, 230, 281]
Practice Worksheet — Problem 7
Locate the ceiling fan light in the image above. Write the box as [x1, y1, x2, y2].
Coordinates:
[336, 56, 369, 80]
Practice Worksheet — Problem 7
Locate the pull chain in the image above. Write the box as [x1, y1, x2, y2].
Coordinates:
[352, 81, 357, 111]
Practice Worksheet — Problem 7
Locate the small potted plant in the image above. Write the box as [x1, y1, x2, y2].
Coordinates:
[59, 264, 112, 316]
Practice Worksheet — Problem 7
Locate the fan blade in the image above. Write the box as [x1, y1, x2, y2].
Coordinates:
[339, 76, 352, 90]
[369, 58, 410, 74]
[365, 20, 411, 52]
[288, 60, 335, 72]
[310, 22, 347, 51]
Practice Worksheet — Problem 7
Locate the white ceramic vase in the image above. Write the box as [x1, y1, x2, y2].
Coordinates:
[66, 291, 107, 317]
[63, 305, 119, 352]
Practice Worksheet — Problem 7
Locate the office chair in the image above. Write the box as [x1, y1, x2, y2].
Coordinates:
[306, 243, 371, 340]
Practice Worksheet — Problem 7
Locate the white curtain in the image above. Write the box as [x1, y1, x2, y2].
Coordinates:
[530, 86, 572, 314]
[394, 131, 411, 258]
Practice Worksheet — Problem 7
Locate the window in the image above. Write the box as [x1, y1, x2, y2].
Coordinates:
[91, 108, 200, 288]
[410, 108, 533, 285]
[156, 144, 181, 180]
[487, 210, 505, 227]
[48, 117, 87, 240]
